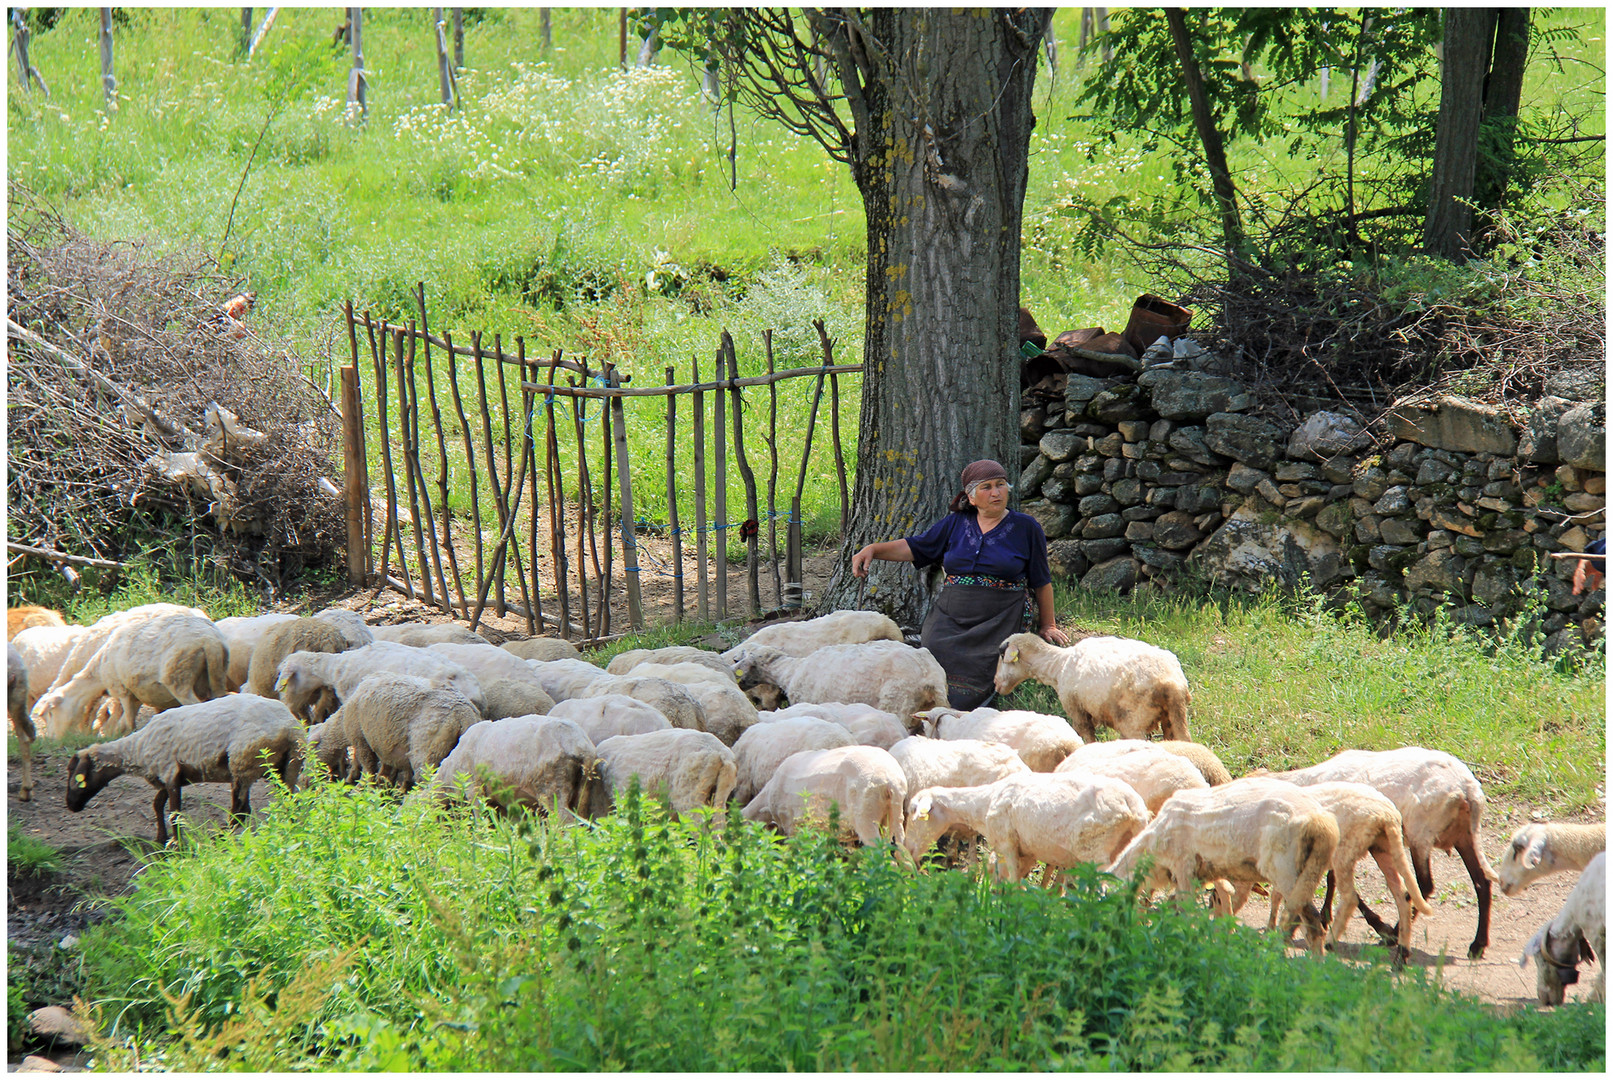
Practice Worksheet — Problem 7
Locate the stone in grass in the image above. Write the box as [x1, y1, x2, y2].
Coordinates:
[1080, 556, 1141, 593]
[27, 1007, 92, 1048]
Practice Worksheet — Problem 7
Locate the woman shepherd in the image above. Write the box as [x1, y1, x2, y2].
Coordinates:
[851, 459, 1069, 709]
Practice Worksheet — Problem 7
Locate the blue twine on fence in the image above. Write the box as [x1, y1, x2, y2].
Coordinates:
[570, 375, 611, 425]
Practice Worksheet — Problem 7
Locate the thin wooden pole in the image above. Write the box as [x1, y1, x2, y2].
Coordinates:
[544, 353, 571, 637]
[598, 364, 614, 637]
[665, 365, 683, 624]
[340, 365, 367, 587]
[520, 339, 542, 634]
[568, 373, 591, 642]
[570, 360, 605, 635]
[712, 342, 728, 621]
[820, 319, 849, 538]
[726, 331, 761, 617]
[494, 335, 535, 632]
[366, 314, 408, 596]
[341, 301, 371, 583]
[787, 342, 830, 610]
[418, 294, 466, 616]
[405, 326, 451, 613]
[495, 332, 514, 615]
[608, 363, 644, 630]
[468, 404, 533, 632]
[395, 328, 434, 608]
[472, 331, 508, 618]
[691, 355, 708, 622]
[444, 331, 484, 605]
[764, 329, 782, 607]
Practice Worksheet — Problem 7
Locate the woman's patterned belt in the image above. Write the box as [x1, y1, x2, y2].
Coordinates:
[944, 573, 1027, 591]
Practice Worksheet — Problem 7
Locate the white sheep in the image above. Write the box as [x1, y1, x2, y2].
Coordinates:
[1106, 777, 1338, 956]
[34, 614, 228, 739]
[9, 643, 35, 801]
[312, 673, 482, 790]
[915, 706, 1082, 773]
[310, 607, 376, 649]
[369, 622, 489, 647]
[1498, 822, 1607, 897]
[546, 694, 672, 743]
[1260, 747, 1497, 959]
[607, 646, 732, 678]
[1154, 740, 1233, 786]
[427, 642, 554, 695]
[576, 675, 707, 734]
[246, 618, 351, 700]
[274, 641, 486, 720]
[720, 609, 904, 662]
[1234, 781, 1434, 958]
[595, 729, 738, 817]
[10, 623, 93, 716]
[656, 675, 758, 746]
[428, 714, 607, 818]
[1055, 740, 1207, 813]
[500, 637, 583, 662]
[65, 695, 305, 845]
[214, 613, 299, 691]
[888, 736, 1030, 815]
[742, 745, 908, 847]
[480, 678, 558, 721]
[1520, 852, 1606, 1006]
[623, 660, 736, 689]
[993, 632, 1192, 743]
[41, 603, 208, 700]
[760, 701, 909, 750]
[905, 772, 1151, 883]
[525, 657, 612, 701]
[733, 640, 947, 720]
[731, 716, 856, 804]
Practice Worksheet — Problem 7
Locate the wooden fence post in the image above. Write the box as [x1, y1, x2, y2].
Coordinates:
[417, 290, 466, 616]
[665, 366, 683, 623]
[787, 346, 830, 609]
[396, 328, 436, 608]
[608, 363, 644, 631]
[726, 331, 761, 617]
[713, 343, 728, 621]
[764, 330, 782, 607]
[568, 371, 591, 641]
[340, 364, 367, 586]
[692, 355, 709, 622]
[544, 353, 571, 637]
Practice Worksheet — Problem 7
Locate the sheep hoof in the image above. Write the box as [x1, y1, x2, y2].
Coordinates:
[1467, 942, 1486, 961]
[1389, 945, 1409, 971]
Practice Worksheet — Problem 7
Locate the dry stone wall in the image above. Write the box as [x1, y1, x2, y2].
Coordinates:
[1016, 342, 1606, 654]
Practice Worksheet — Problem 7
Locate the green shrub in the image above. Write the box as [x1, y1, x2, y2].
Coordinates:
[80, 783, 1603, 1071]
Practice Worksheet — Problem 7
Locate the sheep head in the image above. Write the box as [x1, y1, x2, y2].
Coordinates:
[65, 747, 125, 812]
[731, 646, 789, 710]
[275, 651, 336, 722]
[992, 633, 1044, 695]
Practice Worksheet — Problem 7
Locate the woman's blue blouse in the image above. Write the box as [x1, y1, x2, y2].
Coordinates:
[904, 510, 1052, 588]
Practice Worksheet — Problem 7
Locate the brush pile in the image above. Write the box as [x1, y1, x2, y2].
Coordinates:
[6, 184, 344, 589]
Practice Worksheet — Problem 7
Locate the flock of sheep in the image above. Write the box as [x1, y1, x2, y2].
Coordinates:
[5, 602, 1605, 1007]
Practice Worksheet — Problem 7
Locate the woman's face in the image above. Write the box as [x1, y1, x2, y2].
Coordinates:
[969, 476, 1010, 515]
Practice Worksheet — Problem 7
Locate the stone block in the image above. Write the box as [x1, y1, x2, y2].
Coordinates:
[1149, 418, 1174, 442]
[1112, 477, 1144, 506]
[1022, 500, 1078, 540]
[1046, 539, 1089, 580]
[1287, 410, 1373, 461]
[1137, 368, 1255, 420]
[1557, 402, 1606, 470]
[1372, 486, 1413, 516]
[1082, 537, 1131, 563]
[1081, 556, 1141, 593]
[1354, 516, 1381, 544]
[1204, 412, 1286, 470]
[1385, 395, 1518, 455]
[1544, 360, 1606, 402]
[1021, 406, 1049, 442]
[1226, 462, 1267, 494]
[1017, 454, 1053, 499]
[1086, 384, 1151, 424]
[1064, 374, 1111, 406]
[1404, 549, 1467, 594]
[1255, 478, 1286, 508]
[1377, 517, 1425, 545]
[1124, 520, 1156, 541]
[1152, 510, 1204, 550]
[1166, 426, 1224, 467]
[1117, 419, 1150, 442]
[1074, 473, 1105, 496]
[1314, 501, 1354, 539]
[1082, 513, 1125, 539]
[1079, 493, 1120, 517]
[1039, 430, 1085, 463]
[1430, 507, 1481, 538]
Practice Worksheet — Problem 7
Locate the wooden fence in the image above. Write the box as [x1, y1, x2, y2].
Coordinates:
[339, 286, 859, 642]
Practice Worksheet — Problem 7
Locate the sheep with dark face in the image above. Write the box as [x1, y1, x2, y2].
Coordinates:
[1520, 852, 1606, 1006]
[65, 695, 305, 845]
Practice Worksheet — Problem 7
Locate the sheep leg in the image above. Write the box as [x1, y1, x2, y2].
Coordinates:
[279, 748, 304, 794]
[1319, 869, 1336, 929]
[117, 691, 142, 736]
[1355, 850, 1417, 950]
[1364, 850, 1411, 967]
[1454, 839, 1491, 960]
[1065, 706, 1097, 744]
[16, 731, 33, 802]
[151, 786, 171, 846]
[230, 777, 252, 826]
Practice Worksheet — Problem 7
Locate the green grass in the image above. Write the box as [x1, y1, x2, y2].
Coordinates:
[73, 782, 1605, 1072]
[992, 582, 1604, 812]
[7, 822, 64, 876]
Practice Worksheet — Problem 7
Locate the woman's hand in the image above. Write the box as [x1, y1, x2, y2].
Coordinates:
[1038, 624, 1069, 647]
[851, 545, 877, 577]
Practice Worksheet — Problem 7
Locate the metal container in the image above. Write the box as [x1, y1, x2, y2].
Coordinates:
[1122, 294, 1193, 356]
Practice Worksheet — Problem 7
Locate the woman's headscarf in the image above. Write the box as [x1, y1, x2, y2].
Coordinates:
[947, 459, 1008, 513]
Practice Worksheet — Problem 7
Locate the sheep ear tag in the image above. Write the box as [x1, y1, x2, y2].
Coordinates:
[74, 773, 86, 786]
[1005, 647, 1018, 663]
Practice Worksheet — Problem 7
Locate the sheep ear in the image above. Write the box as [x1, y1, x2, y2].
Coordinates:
[1005, 647, 1018, 664]
[1521, 834, 1547, 870]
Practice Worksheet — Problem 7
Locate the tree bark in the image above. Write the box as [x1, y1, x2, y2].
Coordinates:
[98, 8, 116, 111]
[1475, 8, 1530, 216]
[1423, 9, 1494, 258]
[348, 6, 367, 123]
[1163, 9, 1242, 263]
[817, 10, 1049, 627]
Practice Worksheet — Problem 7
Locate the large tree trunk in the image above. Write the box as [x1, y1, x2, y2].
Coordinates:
[1424, 9, 1495, 259]
[819, 10, 1048, 627]
[1164, 9, 1242, 264]
[1475, 8, 1530, 217]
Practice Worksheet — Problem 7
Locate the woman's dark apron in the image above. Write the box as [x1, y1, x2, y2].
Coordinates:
[921, 574, 1034, 710]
